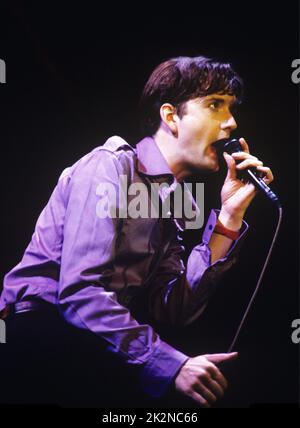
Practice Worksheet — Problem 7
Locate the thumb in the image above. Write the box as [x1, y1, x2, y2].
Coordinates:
[223, 152, 237, 180]
[205, 352, 239, 365]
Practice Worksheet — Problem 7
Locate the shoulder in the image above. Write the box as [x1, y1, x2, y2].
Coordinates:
[59, 136, 137, 182]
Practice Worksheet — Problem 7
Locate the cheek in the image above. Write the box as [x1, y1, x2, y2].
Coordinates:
[179, 113, 217, 144]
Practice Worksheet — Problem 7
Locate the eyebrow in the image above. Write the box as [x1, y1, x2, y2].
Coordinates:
[206, 96, 238, 108]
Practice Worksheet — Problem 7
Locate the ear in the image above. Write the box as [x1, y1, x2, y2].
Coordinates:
[159, 103, 180, 136]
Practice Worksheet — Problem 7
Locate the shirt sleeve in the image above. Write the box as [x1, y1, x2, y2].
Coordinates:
[58, 148, 188, 398]
[147, 209, 248, 326]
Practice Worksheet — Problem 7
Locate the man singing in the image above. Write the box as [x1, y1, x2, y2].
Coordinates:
[0, 56, 273, 407]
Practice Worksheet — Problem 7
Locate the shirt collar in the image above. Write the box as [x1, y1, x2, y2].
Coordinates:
[136, 137, 174, 178]
[136, 137, 201, 232]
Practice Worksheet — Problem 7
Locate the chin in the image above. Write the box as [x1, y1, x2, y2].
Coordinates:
[204, 159, 219, 172]
[212, 162, 220, 172]
[205, 165, 219, 174]
[191, 163, 219, 175]
[189, 155, 219, 173]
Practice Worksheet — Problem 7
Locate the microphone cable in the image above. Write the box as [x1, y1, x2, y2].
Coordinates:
[227, 203, 283, 352]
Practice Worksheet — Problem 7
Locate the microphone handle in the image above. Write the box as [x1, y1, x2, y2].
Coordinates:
[242, 168, 281, 206]
[219, 138, 281, 207]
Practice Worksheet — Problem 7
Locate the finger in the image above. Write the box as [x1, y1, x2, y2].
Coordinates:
[223, 152, 237, 180]
[189, 390, 211, 408]
[205, 365, 228, 391]
[256, 166, 274, 183]
[195, 382, 217, 405]
[239, 137, 250, 153]
[204, 377, 226, 398]
[231, 152, 258, 161]
[236, 159, 263, 170]
[205, 352, 238, 365]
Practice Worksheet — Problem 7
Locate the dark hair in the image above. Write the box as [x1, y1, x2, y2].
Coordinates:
[140, 56, 243, 135]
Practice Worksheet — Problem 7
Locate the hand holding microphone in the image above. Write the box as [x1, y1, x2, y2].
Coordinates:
[214, 137, 280, 208]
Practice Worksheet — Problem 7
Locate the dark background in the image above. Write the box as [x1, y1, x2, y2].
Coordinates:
[0, 1, 299, 407]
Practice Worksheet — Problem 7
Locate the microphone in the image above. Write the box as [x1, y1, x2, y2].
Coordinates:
[213, 138, 281, 207]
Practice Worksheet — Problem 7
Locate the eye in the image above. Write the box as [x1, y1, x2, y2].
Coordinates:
[209, 100, 222, 111]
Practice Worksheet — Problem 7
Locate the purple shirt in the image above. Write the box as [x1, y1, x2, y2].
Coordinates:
[0, 136, 248, 397]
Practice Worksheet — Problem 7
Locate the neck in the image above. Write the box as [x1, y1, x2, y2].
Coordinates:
[153, 128, 191, 182]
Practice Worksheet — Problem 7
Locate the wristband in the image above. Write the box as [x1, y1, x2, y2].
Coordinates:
[213, 219, 240, 241]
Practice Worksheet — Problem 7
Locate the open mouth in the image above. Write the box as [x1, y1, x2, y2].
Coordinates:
[208, 145, 218, 162]
[211, 138, 230, 153]
[210, 145, 217, 154]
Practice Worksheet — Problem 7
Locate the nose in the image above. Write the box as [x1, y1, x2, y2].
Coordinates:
[221, 114, 237, 132]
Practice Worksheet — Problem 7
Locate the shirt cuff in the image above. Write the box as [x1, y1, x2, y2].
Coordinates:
[140, 340, 189, 398]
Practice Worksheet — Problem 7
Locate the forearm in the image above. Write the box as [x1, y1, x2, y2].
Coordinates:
[148, 210, 249, 327]
[59, 283, 188, 397]
[209, 208, 243, 264]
